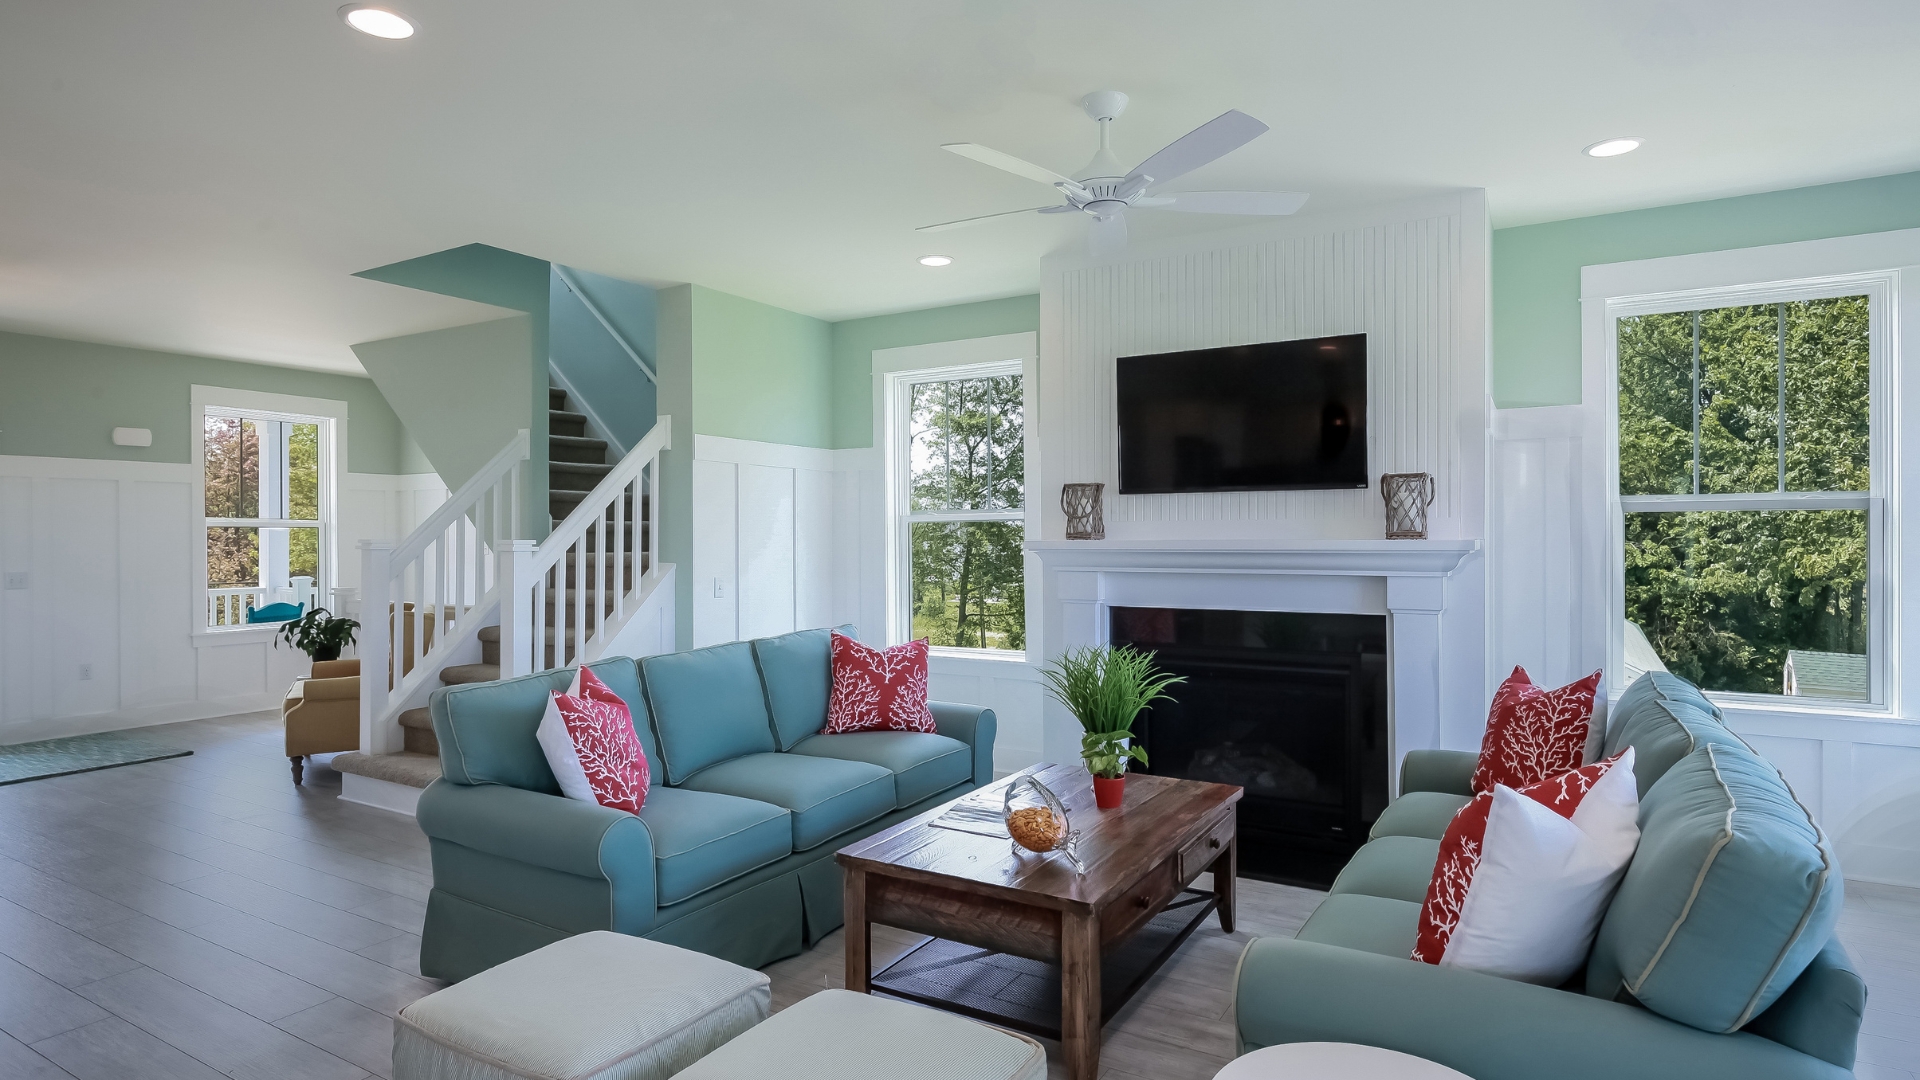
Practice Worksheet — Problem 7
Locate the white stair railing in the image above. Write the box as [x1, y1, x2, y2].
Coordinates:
[498, 416, 669, 676]
[360, 429, 529, 754]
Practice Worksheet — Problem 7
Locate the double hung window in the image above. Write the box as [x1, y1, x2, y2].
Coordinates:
[203, 411, 329, 628]
[893, 362, 1027, 652]
[1615, 289, 1879, 702]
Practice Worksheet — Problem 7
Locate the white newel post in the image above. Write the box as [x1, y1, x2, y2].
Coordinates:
[1385, 573, 1447, 798]
[497, 540, 538, 677]
[359, 540, 394, 756]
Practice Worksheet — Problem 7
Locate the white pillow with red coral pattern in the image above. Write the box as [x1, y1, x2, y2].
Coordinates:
[535, 666, 650, 813]
[1413, 748, 1639, 985]
[824, 632, 936, 735]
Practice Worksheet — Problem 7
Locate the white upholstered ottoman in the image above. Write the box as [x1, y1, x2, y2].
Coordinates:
[673, 989, 1046, 1080]
[393, 931, 771, 1080]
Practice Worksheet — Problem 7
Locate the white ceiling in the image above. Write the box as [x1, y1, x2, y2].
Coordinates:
[3, 1, 1918, 374]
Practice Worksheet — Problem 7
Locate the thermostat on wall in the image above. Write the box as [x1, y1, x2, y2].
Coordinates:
[112, 427, 153, 447]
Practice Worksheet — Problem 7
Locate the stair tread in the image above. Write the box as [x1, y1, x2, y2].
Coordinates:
[332, 751, 440, 789]
[549, 435, 608, 450]
[398, 707, 432, 730]
[549, 409, 588, 422]
[441, 663, 501, 684]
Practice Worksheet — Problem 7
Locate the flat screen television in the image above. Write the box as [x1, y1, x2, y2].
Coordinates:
[1116, 333, 1367, 494]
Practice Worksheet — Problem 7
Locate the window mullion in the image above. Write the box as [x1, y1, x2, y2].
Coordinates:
[1777, 302, 1788, 494]
[1691, 310, 1701, 497]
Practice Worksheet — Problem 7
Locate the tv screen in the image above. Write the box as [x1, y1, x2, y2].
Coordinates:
[1116, 334, 1367, 494]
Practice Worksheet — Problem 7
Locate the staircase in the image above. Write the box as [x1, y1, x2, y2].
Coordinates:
[369, 383, 641, 770]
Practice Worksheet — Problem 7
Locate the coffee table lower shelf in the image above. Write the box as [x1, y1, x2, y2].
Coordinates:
[868, 888, 1219, 1041]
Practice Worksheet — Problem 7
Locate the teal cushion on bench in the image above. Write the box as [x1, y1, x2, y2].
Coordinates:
[1587, 742, 1842, 1034]
[635, 786, 793, 906]
[643, 642, 778, 784]
[790, 731, 972, 807]
[680, 752, 895, 852]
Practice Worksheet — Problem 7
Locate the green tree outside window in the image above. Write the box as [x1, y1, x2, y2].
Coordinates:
[906, 373, 1026, 651]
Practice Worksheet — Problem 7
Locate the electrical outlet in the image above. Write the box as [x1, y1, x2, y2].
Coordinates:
[3, 572, 25, 590]
[78, 664, 92, 681]
[713, 578, 726, 598]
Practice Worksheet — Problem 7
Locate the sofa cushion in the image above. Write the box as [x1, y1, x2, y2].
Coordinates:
[680, 752, 896, 852]
[1606, 696, 1748, 798]
[789, 731, 972, 807]
[1369, 791, 1471, 841]
[582, 655, 662, 767]
[1329, 836, 1441, 904]
[635, 786, 793, 905]
[1612, 670, 1723, 733]
[1586, 742, 1841, 1034]
[432, 667, 578, 792]
[752, 625, 856, 751]
[643, 642, 779, 784]
[1295, 893, 1422, 958]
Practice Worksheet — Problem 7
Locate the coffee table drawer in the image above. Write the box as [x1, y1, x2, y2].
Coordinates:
[1176, 813, 1234, 885]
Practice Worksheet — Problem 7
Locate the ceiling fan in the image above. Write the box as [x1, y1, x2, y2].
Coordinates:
[921, 91, 1308, 257]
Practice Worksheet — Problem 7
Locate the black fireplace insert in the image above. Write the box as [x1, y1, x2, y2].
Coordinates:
[1110, 607, 1389, 888]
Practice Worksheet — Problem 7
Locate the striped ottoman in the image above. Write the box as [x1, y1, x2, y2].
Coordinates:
[674, 989, 1046, 1080]
[393, 931, 770, 1080]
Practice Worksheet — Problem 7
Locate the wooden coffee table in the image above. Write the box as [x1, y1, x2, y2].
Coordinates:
[837, 763, 1241, 1080]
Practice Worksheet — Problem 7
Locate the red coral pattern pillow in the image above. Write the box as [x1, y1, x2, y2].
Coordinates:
[534, 666, 650, 813]
[825, 632, 936, 734]
[1413, 750, 1640, 981]
[1470, 666, 1602, 794]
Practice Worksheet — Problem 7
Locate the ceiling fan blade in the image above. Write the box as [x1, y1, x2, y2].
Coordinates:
[916, 206, 1056, 232]
[1157, 190, 1310, 216]
[1131, 196, 1176, 207]
[1087, 213, 1128, 259]
[1124, 110, 1269, 187]
[1038, 204, 1079, 214]
[941, 143, 1073, 188]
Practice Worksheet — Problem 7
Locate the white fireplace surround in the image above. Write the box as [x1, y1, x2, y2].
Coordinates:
[1028, 538, 1482, 794]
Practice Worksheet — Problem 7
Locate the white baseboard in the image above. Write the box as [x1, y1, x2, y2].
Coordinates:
[338, 772, 423, 816]
[0, 693, 282, 746]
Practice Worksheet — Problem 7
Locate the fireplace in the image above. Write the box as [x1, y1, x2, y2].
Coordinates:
[1111, 607, 1389, 888]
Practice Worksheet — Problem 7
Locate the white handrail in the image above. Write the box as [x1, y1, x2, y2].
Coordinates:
[359, 429, 529, 755]
[553, 265, 657, 383]
[499, 415, 669, 676]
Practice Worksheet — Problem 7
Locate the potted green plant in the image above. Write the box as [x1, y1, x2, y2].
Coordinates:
[1040, 644, 1185, 809]
[274, 608, 360, 663]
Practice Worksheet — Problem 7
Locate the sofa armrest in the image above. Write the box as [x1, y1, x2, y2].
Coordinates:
[1234, 937, 1850, 1080]
[1398, 749, 1477, 797]
[929, 702, 997, 787]
[416, 780, 655, 930]
[299, 675, 359, 702]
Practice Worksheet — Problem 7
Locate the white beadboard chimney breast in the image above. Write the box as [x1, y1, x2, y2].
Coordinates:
[1028, 191, 1492, 778]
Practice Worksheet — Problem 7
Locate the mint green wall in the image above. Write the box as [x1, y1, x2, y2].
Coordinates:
[689, 286, 833, 449]
[0, 330, 426, 473]
[351, 316, 536, 500]
[1493, 170, 1920, 407]
[828, 295, 1040, 448]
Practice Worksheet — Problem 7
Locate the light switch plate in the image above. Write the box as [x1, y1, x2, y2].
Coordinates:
[3, 572, 25, 590]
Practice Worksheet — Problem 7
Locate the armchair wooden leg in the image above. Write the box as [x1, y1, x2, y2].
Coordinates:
[290, 756, 304, 786]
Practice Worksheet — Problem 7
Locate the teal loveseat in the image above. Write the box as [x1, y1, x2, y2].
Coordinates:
[1234, 672, 1864, 1079]
[414, 627, 996, 982]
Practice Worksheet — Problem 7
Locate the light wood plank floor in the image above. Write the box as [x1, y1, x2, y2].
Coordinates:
[0, 710, 1913, 1079]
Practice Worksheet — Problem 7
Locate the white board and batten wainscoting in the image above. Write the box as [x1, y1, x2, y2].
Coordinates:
[0, 387, 446, 746]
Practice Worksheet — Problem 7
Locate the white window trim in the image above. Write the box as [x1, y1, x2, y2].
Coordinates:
[1579, 229, 1920, 721]
[189, 386, 347, 644]
[873, 332, 1039, 658]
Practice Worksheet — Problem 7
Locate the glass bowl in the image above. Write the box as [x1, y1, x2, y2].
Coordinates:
[1002, 774, 1084, 873]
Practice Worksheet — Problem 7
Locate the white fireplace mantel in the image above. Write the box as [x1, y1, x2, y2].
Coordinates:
[1026, 538, 1484, 794]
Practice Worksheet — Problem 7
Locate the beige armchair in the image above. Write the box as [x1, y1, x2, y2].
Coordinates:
[284, 658, 359, 784]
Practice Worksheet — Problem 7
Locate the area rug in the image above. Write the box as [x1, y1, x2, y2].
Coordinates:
[0, 731, 193, 785]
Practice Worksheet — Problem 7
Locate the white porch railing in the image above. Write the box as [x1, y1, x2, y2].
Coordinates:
[207, 587, 267, 627]
[360, 429, 528, 754]
[498, 416, 669, 676]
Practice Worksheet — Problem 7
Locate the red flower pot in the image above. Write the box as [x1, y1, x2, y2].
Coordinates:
[1092, 775, 1126, 809]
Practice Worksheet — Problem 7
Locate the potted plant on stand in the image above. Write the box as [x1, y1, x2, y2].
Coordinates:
[274, 608, 360, 664]
[1041, 644, 1184, 810]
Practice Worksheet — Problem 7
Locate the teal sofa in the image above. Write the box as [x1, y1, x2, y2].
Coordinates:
[414, 627, 996, 982]
[1234, 672, 1864, 1079]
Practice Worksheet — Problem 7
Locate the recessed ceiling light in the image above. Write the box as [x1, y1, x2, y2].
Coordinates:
[1584, 137, 1643, 158]
[918, 255, 953, 267]
[340, 5, 416, 39]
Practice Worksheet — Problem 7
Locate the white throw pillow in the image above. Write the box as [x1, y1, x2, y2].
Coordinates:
[1440, 748, 1641, 985]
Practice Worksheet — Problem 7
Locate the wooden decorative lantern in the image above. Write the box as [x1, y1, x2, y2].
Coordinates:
[1380, 472, 1436, 539]
[1062, 483, 1105, 540]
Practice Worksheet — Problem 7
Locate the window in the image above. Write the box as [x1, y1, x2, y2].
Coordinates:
[1615, 290, 1879, 702]
[891, 361, 1027, 652]
[202, 410, 330, 628]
